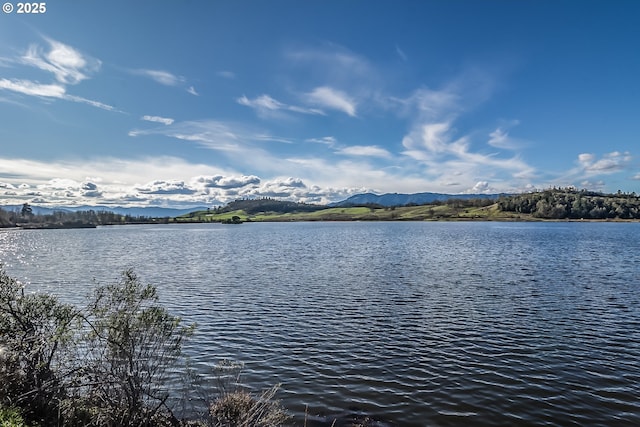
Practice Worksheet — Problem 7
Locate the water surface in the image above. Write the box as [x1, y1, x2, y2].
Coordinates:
[1, 222, 639, 426]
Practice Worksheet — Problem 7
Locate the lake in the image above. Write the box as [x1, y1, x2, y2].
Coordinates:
[1, 221, 639, 426]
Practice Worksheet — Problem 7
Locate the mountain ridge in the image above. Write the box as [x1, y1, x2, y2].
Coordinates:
[330, 192, 507, 207]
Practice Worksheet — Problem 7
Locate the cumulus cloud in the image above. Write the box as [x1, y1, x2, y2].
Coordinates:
[578, 151, 631, 174]
[246, 177, 308, 198]
[142, 115, 175, 125]
[37, 178, 81, 191]
[579, 180, 606, 192]
[194, 175, 260, 189]
[81, 181, 103, 198]
[468, 181, 495, 194]
[307, 86, 357, 117]
[135, 180, 196, 195]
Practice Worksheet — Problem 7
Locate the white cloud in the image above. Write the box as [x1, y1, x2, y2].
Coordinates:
[578, 153, 595, 165]
[142, 115, 175, 125]
[488, 128, 512, 149]
[37, 178, 81, 191]
[187, 86, 199, 96]
[135, 69, 184, 86]
[0, 78, 66, 97]
[129, 120, 242, 152]
[336, 145, 391, 158]
[578, 151, 631, 174]
[0, 37, 119, 112]
[238, 94, 283, 111]
[306, 136, 337, 147]
[468, 181, 495, 194]
[136, 180, 196, 195]
[65, 95, 121, 112]
[0, 78, 120, 112]
[22, 38, 101, 85]
[307, 86, 357, 117]
[238, 94, 324, 117]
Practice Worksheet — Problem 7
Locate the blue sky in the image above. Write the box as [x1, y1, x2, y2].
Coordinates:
[1, 0, 639, 208]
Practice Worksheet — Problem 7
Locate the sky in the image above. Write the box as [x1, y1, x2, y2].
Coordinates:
[1, 0, 639, 208]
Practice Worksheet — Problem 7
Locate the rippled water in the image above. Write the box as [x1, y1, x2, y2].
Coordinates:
[1, 222, 640, 426]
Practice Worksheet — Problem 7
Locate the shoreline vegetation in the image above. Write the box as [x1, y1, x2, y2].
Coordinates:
[1, 188, 640, 229]
[0, 268, 290, 427]
[0, 267, 382, 427]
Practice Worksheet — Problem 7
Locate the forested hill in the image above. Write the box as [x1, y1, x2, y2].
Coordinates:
[497, 189, 640, 219]
[218, 198, 325, 214]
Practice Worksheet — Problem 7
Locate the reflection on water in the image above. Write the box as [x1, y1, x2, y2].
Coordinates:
[1, 222, 640, 426]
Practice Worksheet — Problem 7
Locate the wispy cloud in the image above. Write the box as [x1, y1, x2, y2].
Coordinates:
[129, 119, 292, 153]
[142, 115, 175, 125]
[399, 81, 537, 193]
[21, 37, 101, 84]
[0, 37, 120, 112]
[237, 94, 324, 117]
[134, 69, 184, 86]
[336, 145, 392, 159]
[132, 68, 198, 95]
[0, 78, 120, 112]
[0, 78, 65, 97]
[306, 136, 337, 147]
[395, 45, 408, 61]
[217, 71, 236, 79]
[307, 86, 356, 117]
[286, 45, 373, 83]
[66, 95, 121, 112]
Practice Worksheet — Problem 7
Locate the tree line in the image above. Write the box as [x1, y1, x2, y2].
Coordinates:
[0, 204, 165, 228]
[497, 188, 640, 219]
[216, 198, 324, 215]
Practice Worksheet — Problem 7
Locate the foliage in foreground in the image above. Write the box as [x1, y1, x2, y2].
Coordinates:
[0, 267, 288, 427]
[0, 407, 29, 427]
[208, 361, 289, 427]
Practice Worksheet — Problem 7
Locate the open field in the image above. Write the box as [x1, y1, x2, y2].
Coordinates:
[173, 203, 535, 223]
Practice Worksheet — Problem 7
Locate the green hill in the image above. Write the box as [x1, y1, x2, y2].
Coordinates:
[174, 189, 640, 223]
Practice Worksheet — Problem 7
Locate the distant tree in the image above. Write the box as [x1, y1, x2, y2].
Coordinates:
[20, 203, 33, 218]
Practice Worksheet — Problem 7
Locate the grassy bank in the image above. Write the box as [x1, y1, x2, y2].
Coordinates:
[175, 203, 538, 223]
